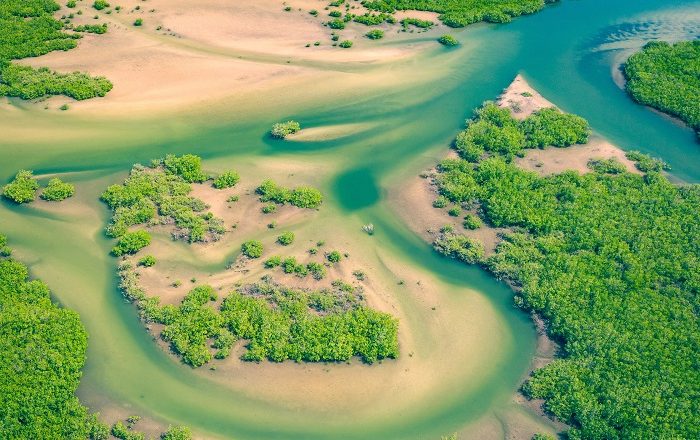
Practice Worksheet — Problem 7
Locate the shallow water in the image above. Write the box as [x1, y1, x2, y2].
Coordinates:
[1, 0, 699, 438]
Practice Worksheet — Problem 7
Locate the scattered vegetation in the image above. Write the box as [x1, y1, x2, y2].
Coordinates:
[101, 155, 224, 244]
[339, 40, 353, 48]
[111, 230, 151, 256]
[40, 177, 75, 201]
[138, 255, 156, 267]
[0, 0, 112, 100]
[256, 179, 323, 209]
[270, 120, 302, 138]
[2, 170, 38, 204]
[431, 99, 700, 439]
[624, 40, 700, 137]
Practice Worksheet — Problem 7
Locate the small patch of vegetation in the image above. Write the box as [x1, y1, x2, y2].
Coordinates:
[438, 34, 459, 46]
[2, 170, 39, 204]
[133, 18, 143, 26]
[366, 29, 384, 40]
[93, 0, 109, 10]
[241, 240, 263, 258]
[326, 250, 342, 263]
[587, 158, 626, 174]
[256, 179, 323, 209]
[462, 214, 481, 230]
[277, 231, 295, 245]
[625, 150, 670, 173]
[212, 170, 240, 189]
[270, 120, 301, 139]
[40, 177, 75, 201]
[339, 40, 353, 48]
[111, 230, 151, 256]
[138, 255, 156, 267]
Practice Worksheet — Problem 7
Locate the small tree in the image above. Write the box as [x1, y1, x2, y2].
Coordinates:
[111, 230, 151, 256]
[2, 170, 39, 204]
[270, 121, 301, 139]
[438, 35, 459, 46]
[277, 231, 295, 246]
[241, 240, 263, 258]
[212, 171, 240, 189]
[40, 178, 75, 201]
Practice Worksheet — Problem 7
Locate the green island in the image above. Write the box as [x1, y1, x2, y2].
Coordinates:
[623, 40, 700, 138]
[105, 154, 398, 368]
[428, 97, 700, 439]
[0, 0, 112, 101]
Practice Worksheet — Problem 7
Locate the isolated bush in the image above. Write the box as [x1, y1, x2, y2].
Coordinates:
[138, 255, 156, 267]
[212, 171, 240, 189]
[365, 29, 384, 40]
[270, 120, 301, 139]
[438, 34, 459, 46]
[241, 240, 263, 258]
[40, 178, 75, 201]
[277, 231, 295, 246]
[2, 170, 39, 204]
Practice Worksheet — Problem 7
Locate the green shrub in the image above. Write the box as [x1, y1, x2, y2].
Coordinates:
[212, 170, 240, 189]
[241, 240, 263, 258]
[262, 204, 277, 214]
[462, 214, 481, 230]
[365, 29, 384, 39]
[138, 255, 156, 267]
[111, 230, 151, 256]
[521, 107, 589, 148]
[438, 34, 459, 46]
[93, 0, 109, 10]
[401, 18, 433, 28]
[161, 425, 192, 440]
[306, 262, 326, 280]
[40, 177, 75, 201]
[2, 170, 39, 204]
[587, 158, 626, 174]
[163, 154, 207, 183]
[256, 180, 323, 209]
[433, 232, 484, 264]
[277, 231, 295, 245]
[339, 40, 353, 48]
[625, 150, 670, 173]
[327, 18, 346, 29]
[448, 206, 461, 217]
[270, 120, 301, 139]
[264, 255, 282, 268]
[133, 18, 143, 26]
[329, 10, 342, 17]
[326, 250, 342, 263]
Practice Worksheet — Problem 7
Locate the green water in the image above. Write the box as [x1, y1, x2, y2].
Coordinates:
[2, 0, 700, 438]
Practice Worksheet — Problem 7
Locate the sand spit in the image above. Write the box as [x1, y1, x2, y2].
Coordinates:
[15, 0, 440, 115]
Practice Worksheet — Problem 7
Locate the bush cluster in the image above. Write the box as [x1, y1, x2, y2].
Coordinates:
[1, 170, 38, 204]
[241, 240, 263, 258]
[270, 120, 301, 139]
[212, 170, 240, 189]
[40, 177, 75, 201]
[101, 155, 224, 244]
[256, 179, 323, 209]
[454, 102, 588, 161]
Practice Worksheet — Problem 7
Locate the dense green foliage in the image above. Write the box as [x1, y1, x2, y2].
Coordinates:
[256, 179, 323, 209]
[212, 170, 240, 189]
[73, 23, 108, 34]
[624, 40, 700, 137]
[2, 169, 39, 203]
[101, 156, 224, 243]
[161, 425, 193, 440]
[277, 231, 295, 245]
[365, 29, 384, 40]
[241, 240, 263, 258]
[40, 177, 75, 201]
[111, 230, 151, 256]
[431, 101, 700, 439]
[438, 34, 459, 46]
[0, 0, 112, 100]
[454, 102, 588, 161]
[0, 234, 95, 438]
[362, 0, 557, 27]
[0, 62, 113, 100]
[270, 120, 301, 138]
[130, 278, 398, 366]
[162, 154, 208, 183]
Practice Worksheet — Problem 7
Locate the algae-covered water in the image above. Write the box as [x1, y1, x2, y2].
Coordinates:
[1, 0, 699, 438]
